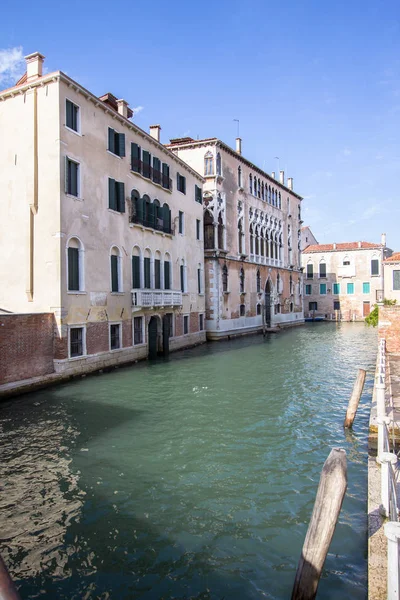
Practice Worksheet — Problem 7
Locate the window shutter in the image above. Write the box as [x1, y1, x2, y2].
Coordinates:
[117, 181, 125, 212]
[163, 204, 170, 233]
[371, 259, 379, 275]
[198, 269, 201, 294]
[131, 143, 141, 172]
[111, 255, 119, 291]
[109, 178, 116, 210]
[136, 197, 144, 224]
[66, 100, 73, 128]
[164, 261, 170, 290]
[108, 128, 115, 153]
[183, 176, 186, 194]
[393, 271, 400, 290]
[71, 162, 78, 196]
[180, 265, 184, 292]
[68, 247, 79, 290]
[155, 259, 161, 289]
[65, 157, 69, 194]
[144, 257, 151, 288]
[148, 202, 155, 228]
[118, 133, 125, 157]
[132, 256, 140, 288]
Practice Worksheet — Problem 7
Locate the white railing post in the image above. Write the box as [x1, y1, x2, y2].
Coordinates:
[376, 382, 386, 419]
[380, 452, 398, 517]
[384, 521, 400, 599]
[377, 417, 391, 463]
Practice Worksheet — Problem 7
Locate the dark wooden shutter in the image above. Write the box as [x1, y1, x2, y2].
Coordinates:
[132, 256, 141, 288]
[65, 157, 69, 193]
[108, 128, 115, 153]
[118, 133, 125, 157]
[195, 185, 202, 203]
[111, 255, 119, 291]
[198, 269, 201, 293]
[164, 261, 170, 289]
[66, 100, 73, 129]
[180, 265, 184, 292]
[155, 259, 161, 289]
[371, 259, 379, 275]
[70, 162, 78, 196]
[68, 247, 79, 290]
[117, 181, 125, 212]
[163, 204, 170, 233]
[393, 270, 400, 290]
[144, 257, 151, 288]
[142, 150, 151, 178]
[148, 202, 155, 228]
[136, 197, 144, 224]
[162, 163, 170, 189]
[131, 143, 141, 172]
[319, 263, 326, 277]
[109, 178, 116, 210]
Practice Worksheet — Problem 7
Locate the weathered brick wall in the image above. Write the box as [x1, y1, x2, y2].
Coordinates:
[0, 313, 55, 384]
[86, 322, 109, 355]
[379, 305, 400, 353]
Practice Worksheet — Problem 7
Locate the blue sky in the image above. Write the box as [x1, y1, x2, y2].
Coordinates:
[1, 0, 399, 248]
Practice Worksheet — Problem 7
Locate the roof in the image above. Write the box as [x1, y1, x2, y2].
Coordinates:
[304, 242, 384, 253]
[384, 252, 400, 263]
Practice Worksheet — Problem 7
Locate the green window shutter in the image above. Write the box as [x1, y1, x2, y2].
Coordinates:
[180, 265, 184, 292]
[307, 264, 313, 278]
[163, 204, 171, 233]
[70, 162, 78, 196]
[148, 202, 155, 228]
[111, 255, 119, 291]
[155, 259, 161, 289]
[393, 270, 400, 290]
[66, 100, 73, 129]
[118, 133, 125, 157]
[320, 283, 326, 295]
[136, 197, 144, 224]
[68, 247, 79, 290]
[109, 178, 116, 210]
[183, 176, 186, 194]
[153, 157, 160, 171]
[144, 257, 151, 288]
[195, 185, 202, 204]
[347, 283, 354, 294]
[371, 259, 379, 275]
[363, 282, 370, 294]
[131, 143, 141, 172]
[319, 263, 326, 277]
[198, 269, 201, 293]
[333, 283, 340, 294]
[132, 256, 140, 288]
[117, 181, 125, 212]
[164, 261, 170, 289]
[65, 157, 69, 193]
[108, 128, 115, 153]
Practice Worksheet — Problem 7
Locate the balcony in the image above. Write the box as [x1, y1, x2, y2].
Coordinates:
[131, 158, 172, 191]
[129, 213, 171, 234]
[132, 289, 182, 308]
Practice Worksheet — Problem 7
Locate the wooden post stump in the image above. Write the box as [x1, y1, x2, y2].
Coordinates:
[343, 369, 366, 428]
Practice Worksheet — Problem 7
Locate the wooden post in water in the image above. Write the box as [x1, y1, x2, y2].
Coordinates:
[291, 448, 347, 600]
[343, 369, 366, 428]
[0, 555, 21, 600]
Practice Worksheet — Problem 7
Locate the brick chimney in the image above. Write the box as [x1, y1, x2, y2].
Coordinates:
[25, 52, 45, 82]
[271, 171, 276, 179]
[236, 137, 242, 155]
[381, 232, 386, 247]
[279, 170, 285, 185]
[150, 125, 161, 142]
[287, 177, 293, 190]
[117, 99, 129, 119]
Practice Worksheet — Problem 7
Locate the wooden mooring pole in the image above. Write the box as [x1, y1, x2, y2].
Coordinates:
[291, 448, 347, 600]
[0, 555, 21, 600]
[343, 369, 366, 429]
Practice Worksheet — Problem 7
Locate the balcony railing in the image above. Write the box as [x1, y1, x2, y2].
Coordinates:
[132, 289, 182, 308]
[129, 213, 171, 234]
[376, 289, 384, 303]
[131, 159, 172, 191]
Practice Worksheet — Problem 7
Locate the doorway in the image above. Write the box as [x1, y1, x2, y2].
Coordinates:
[148, 316, 159, 359]
[265, 280, 272, 328]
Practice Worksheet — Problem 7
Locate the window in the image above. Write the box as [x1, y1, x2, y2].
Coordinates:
[363, 282, 370, 294]
[166, 313, 174, 337]
[110, 324, 121, 350]
[70, 327, 84, 357]
[177, 173, 186, 194]
[196, 219, 201, 240]
[320, 283, 327, 295]
[343, 260, 350, 266]
[197, 267, 202, 294]
[256, 269, 261, 293]
[347, 282, 354, 294]
[305, 284, 312, 295]
[333, 283, 340, 295]
[164, 257, 171, 290]
[239, 267, 245, 293]
[179, 211, 184, 234]
[108, 178, 125, 212]
[394, 270, 400, 291]
[180, 261, 186, 293]
[65, 158, 79, 197]
[334, 300, 340, 310]
[67, 237, 84, 291]
[204, 211, 214, 249]
[240, 304, 246, 316]
[319, 263, 326, 278]
[222, 265, 228, 292]
[162, 163, 171, 190]
[257, 303, 261, 315]
[142, 150, 151, 178]
[183, 315, 189, 334]
[290, 302, 293, 312]
[275, 303, 281, 314]
[371, 259, 379, 276]
[66, 99, 79, 132]
[306, 264, 313, 279]
[195, 185, 202, 204]
[152, 157, 161, 184]
[216, 152, 222, 176]
[249, 174, 253, 194]
[199, 314, 204, 331]
[132, 252, 141, 289]
[144, 255, 151, 289]
[309, 302, 318, 311]
[131, 143, 141, 173]
[108, 127, 125, 157]
[238, 166, 242, 187]
[133, 317, 143, 345]
[110, 247, 122, 292]
[155, 256, 161, 289]
[204, 152, 214, 176]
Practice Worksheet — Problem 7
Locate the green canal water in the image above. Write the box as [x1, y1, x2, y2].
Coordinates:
[0, 323, 377, 599]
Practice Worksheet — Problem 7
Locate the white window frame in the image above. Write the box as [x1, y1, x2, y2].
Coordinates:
[66, 235, 85, 293]
[68, 325, 87, 359]
[110, 246, 123, 293]
[109, 322, 122, 351]
[133, 316, 145, 346]
[65, 155, 82, 199]
[65, 97, 81, 135]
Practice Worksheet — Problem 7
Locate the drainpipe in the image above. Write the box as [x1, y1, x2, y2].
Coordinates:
[26, 87, 38, 301]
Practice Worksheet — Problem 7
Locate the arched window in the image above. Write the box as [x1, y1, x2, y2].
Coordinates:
[256, 269, 261, 293]
[222, 264, 228, 292]
[130, 189, 141, 224]
[132, 245, 142, 289]
[277, 273, 281, 294]
[290, 302, 293, 312]
[257, 303, 261, 315]
[67, 236, 84, 291]
[153, 199, 162, 231]
[155, 250, 162, 289]
[265, 232, 270, 258]
[218, 212, 224, 250]
[216, 152, 222, 176]
[162, 202, 171, 234]
[240, 267, 245, 294]
[268, 186, 271, 203]
[204, 210, 214, 249]
[238, 219, 243, 254]
[164, 252, 171, 290]
[204, 151, 214, 176]
[144, 248, 152, 289]
[250, 224, 254, 254]
[260, 231, 265, 257]
[261, 182, 265, 200]
[274, 234, 278, 259]
[255, 227, 260, 255]
[238, 166, 242, 187]
[249, 174, 253, 194]
[319, 261, 326, 278]
[110, 246, 122, 292]
[257, 178, 261, 198]
[180, 258, 187, 293]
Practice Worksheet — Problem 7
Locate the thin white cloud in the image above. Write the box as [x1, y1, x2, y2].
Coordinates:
[0, 46, 25, 85]
[361, 205, 380, 220]
[343, 148, 351, 156]
[131, 105, 144, 117]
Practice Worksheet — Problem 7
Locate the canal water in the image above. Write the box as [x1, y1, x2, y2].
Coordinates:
[0, 323, 377, 599]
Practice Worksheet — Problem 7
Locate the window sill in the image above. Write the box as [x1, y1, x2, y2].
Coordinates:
[182, 292, 189, 296]
[64, 125, 82, 137]
[67, 291, 87, 295]
[107, 150, 123, 159]
[68, 354, 87, 361]
[66, 193, 83, 202]
[133, 342, 146, 348]
[111, 292, 125, 296]
[223, 291, 230, 295]
[108, 208, 124, 215]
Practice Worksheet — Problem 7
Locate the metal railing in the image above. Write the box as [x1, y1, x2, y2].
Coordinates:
[131, 159, 172, 191]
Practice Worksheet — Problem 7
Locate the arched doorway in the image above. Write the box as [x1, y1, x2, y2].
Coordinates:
[148, 316, 159, 359]
[265, 279, 272, 328]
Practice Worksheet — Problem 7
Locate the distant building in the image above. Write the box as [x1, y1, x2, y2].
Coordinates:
[383, 252, 400, 303]
[301, 226, 318, 251]
[301, 235, 391, 321]
[167, 136, 304, 339]
[0, 52, 206, 376]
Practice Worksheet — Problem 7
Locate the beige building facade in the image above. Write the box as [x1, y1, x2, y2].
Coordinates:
[301, 226, 318, 251]
[383, 252, 400, 303]
[167, 137, 304, 339]
[301, 237, 391, 321]
[0, 52, 206, 375]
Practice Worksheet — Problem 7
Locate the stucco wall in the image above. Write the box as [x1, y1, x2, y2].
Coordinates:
[379, 305, 400, 353]
[384, 262, 400, 303]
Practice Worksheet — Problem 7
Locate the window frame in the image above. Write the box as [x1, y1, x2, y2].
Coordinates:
[66, 236, 85, 293]
[371, 258, 380, 276]
[319, 283, 327, 295]
[305, 284, 312, 296]
[347, 282, 355, 295]
[362, 282, 370, 294]
[109, 322, 122, 351]
[177, 172, 186, 194]
[333, 283, 340, 295]
[199, 314, 204, 331]
[178, 210, 184, 235]
[133, 316, 144, 346]
[393, 270, 400, 291]
[68, 325, 86, 359]
[110, 247, 123, 293]
[65, 156, 80, 198]
[65, 98, 81, 134]
[183, 315, 189, 335]
[108, 127, 126, 158]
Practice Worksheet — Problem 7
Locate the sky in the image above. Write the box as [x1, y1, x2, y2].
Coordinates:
[1, 0, 399, 248]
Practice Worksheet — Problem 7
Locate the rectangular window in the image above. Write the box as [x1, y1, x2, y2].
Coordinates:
[305, 284, 312, 295]
[166, 313, 174, 337]
[371, 259, 379, 276]
[180, 265, 185, 292]
[66, 99, 79, 132]
[108, 127, 125, 157]
[197, 268, 202, 294]
[110, 324, 121, 350]
[111, 255, 119, 292]
[195, 185, 202, 204]
[309, 302, 318, 311]
[131, 142, 141, 173]
[179, 211, 184, 234]
[142, 150, 151, 178]
[347, 282, 354, 294]
[162, 163, 170, 190]
[306, 264, 313, 279]
[108, 178, 125, 213]
[70, 327, 84, 357]
[319, 263, 326, 278]
[164, 261, 171, 290]
[133, 317, 143, 345]
[363, 282, 370, 294]
[132, 255, 140, 289]
[199, 314, 204, 331]
[240, 304, 246, 316]
[334, 300, 340, 310]
[319, 283, 327, 295]
[68, 247, 80, 291]
[66, 158, 79, 197]
[152, 156, 161, 184]
[196, 219, 201, 240]
[394, 270, 400, 291]
[333, 283, 340, 295]
[177, 173, 186, 194]
[144, 257, 151, 288]
[155, 259, 161, 289]
[183, 315, 189, 335]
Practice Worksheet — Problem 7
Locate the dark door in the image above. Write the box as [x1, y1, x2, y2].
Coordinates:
[265, 280, 271, 327]
[363, 301, 371, 317]
[148, 316, 158, 360]
[162, 314, 170, 356]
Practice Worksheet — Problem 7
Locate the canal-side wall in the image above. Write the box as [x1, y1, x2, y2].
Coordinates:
[378, 305, 400, 353]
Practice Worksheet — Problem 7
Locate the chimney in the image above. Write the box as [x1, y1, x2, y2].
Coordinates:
[271, 171, 276, 179]
[287, 177, 293, 190]
[150, 125, 161, 143]
[117, 99, 129, 119]
[333, 243, 337, 250]
[25, 52, 45, 82]
[381, 232, 386, 247]
[279, 170, 285, 185]
[358, 241, 362, 248]
[236, 137, 242, 155]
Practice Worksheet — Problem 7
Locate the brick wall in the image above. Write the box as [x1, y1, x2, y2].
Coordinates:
[379, 305, 400, 353]
[0, 313, 55, 384]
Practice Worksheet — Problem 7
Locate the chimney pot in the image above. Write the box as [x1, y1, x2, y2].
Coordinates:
[381, 232, 386, 247]
[287, 177, 293, 190]
[150, 125, 162, 142]
[358, 241, 362, 248]
[25, 52, 45, 82]
[117, 99, 129, 119]
[235, 137, 242, 155]
[279, 170, 285, 185]
[271, 171, 276, 179]
[333, 243, 337, 250]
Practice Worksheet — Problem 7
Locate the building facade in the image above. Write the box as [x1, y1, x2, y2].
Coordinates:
[0, 52, 206, 376]
[301, 226, 318, 251]
[167, 137, 304, 339]
[383, 252, 400, 303]
[301, 237, 391, 321]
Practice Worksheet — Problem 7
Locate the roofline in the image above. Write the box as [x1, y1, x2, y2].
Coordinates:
[303, 244, 385, 254]
[167, 138, 303, 200]
[0, 72, 205, 184]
